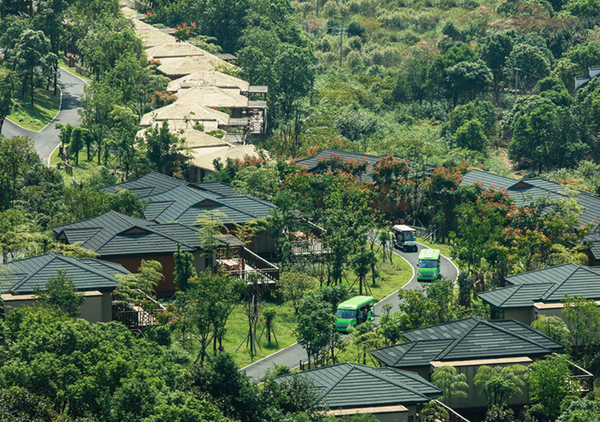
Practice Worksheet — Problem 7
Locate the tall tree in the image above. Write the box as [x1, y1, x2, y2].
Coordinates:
[295, 292, 335, 368]
[529, 354, 579, 421]
[474, 365, 529, 408]
[0, 71, 18, 133]
[175, 272, 244, 365]
[14, 29, 52, 106]
[79, 82, 122, 165]
[142, 121, 190, 177]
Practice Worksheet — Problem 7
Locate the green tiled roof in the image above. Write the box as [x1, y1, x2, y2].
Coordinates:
[372, 318, 563, 368]
[371, 339, 454, 368]
[144, 185, 275, 226]
[102, 171, 187, 197]
[52, 210, 239, 257]
[276, 363, 441, 409]
[0, 253, 129, 294]
[478, 283, 554, 308]
[101, 173, 275, 227]
[478, 264, 600, 308]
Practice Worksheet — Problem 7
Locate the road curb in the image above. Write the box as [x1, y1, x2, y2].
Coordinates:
[6, 85, 63, 134]
[59, 67, 91, 87]
[241, 342, 300, 373]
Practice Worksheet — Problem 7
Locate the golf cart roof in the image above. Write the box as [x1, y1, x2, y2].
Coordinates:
[392, 225, 416, 232]
[338, 296, 376, 310]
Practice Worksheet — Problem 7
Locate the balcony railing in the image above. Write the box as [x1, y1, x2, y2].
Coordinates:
[416, 401, 471, 422]
[218, 247, 279, 286]
[569, 361, 594, 394]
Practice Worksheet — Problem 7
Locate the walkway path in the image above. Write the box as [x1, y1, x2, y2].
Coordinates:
[241, 241, 458, 382]
[1, 68, 88, 165]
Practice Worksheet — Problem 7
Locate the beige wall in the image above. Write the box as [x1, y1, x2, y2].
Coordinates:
[2, 291, 113, 323]
[505, 308, 535, 325]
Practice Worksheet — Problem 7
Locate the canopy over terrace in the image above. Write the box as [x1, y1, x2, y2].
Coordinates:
[176, 87, 249, 109]
[139, 102, 230, 130]
[167, 71, 250, 94]
[156, 54, 236, 79]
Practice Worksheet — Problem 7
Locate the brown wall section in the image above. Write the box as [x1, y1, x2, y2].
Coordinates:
[103, 251, 208, 295]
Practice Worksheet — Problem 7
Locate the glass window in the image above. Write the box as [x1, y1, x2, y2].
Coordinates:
[404, 232, 415, 241]
[418, 260, 438, 268]
[336, 309, 356, 319]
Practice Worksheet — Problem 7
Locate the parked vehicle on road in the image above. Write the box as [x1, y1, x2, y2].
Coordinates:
[335, 296, 376, 332]
[417, 248, 441, 281]
[392, 224, 417, 252]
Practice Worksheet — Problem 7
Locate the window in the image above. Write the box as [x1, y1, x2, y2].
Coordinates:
[418, 260, 438, 268]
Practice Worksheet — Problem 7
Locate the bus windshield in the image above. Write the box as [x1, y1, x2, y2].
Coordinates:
[418, 260, 438, 268]
[336, 309, 356, 319]
[404, 232, 415, 241]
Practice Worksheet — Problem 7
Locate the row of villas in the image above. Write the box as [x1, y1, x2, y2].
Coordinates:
[122, 5, 268, 182]
[3, 149, 600, 421]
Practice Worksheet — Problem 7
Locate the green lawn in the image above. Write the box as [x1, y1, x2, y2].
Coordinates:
[7, 87, 61, 131]
[182, 299, 299, 370]
[352, 252, 412, 301]
[417, 237, 453, 258]
[50, 148, 124, 187]
[179, 252, 412, 369]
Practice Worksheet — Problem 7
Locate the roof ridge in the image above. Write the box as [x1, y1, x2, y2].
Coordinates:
[112, 224, 199, 251]
[402, 317, 480, 339]
[505, 263, 578, 285]
[320, 363, 355, 398]
[354, 365, 433, 401]
[441, 319, 551, 360]
[492, 319, 564, 348]
[541, 264, 582, 300]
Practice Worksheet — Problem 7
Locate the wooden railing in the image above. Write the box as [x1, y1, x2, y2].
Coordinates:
[425, 400, 471, 422]
[570, 362, 594, 394]
[112, 291, 165, 330]
[241, 247, 279, 282]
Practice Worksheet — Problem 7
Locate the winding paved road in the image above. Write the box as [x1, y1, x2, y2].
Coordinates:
[242, 241, 458, 382]
[1, 68, 87, 165]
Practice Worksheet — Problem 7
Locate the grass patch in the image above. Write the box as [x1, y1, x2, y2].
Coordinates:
[350, 252, 412, 301]
[181, 299, 299, 370]
[51, 147, 123, 186]
[177, 253, 411, 369]
[417, 237, 452, 258]
[7, 88, 61, 131]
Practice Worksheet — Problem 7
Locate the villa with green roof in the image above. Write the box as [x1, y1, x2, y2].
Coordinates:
[276, 362, 443, 421]
[52, 210, 278, 294]
[0, 253, 130, 323]
[371, 317, 564, 417]
[478, 263, 600, 325]
[101, 172, 278, 255]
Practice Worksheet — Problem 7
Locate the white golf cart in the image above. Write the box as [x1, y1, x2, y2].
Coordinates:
[392, 224, 417, 252]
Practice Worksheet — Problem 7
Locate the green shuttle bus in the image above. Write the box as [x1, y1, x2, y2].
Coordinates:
[335, 296, 376, 332]
[417, 248, 441, 281]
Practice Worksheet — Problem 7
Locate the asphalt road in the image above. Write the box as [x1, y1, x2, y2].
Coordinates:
[1, 68, 87, 165]
[242, 241, 458, 382]
[373, 242, 459, 319]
